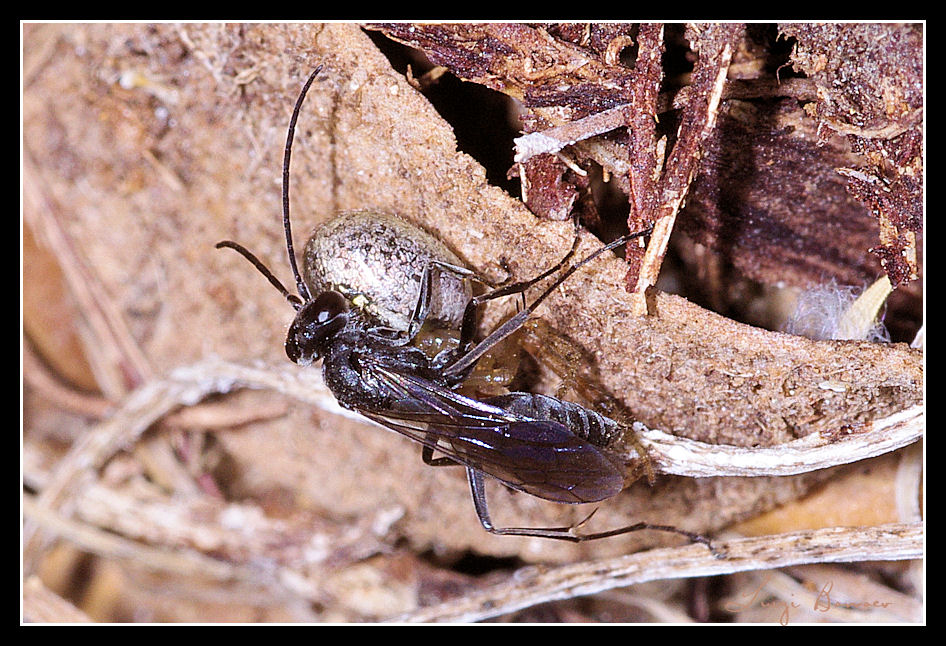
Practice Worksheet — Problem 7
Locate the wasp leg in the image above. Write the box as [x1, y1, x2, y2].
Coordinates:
[369, 260, 480, 348]
[421, 442, 460, 468]
[406, 260, 479, 342]
[446, 228, 651, 380]
[467, 468, 714, 550]
[456, 225, 582, 349]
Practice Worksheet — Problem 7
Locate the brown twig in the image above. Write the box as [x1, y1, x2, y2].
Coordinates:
[623, 22, 664, 252]
[628, 24, 741, 313]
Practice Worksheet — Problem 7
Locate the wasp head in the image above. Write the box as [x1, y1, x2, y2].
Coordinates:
[285, 291, 350, 365]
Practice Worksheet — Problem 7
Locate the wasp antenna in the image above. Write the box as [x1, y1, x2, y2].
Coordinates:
[215, 240, 303, 310]
[282, 65, 323, 304]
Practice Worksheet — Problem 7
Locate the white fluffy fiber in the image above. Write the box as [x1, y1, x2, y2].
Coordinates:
[782, 276, 892, 343]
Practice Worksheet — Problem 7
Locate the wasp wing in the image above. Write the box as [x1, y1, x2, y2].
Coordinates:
[362, 363, 624, 504]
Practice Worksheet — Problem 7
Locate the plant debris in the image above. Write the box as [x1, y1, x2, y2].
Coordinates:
[371, 22, 923, 299]
[779, 23, 923, 287]
[23, 23, 923, 623]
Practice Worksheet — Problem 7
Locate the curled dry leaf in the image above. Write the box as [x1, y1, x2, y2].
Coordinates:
[23, 23, 922, 622]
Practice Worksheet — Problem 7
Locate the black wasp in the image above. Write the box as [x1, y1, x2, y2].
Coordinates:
[217, 66, 710, 547]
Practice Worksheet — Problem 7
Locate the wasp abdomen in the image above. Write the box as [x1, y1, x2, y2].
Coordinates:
[486, 392, 622, 450]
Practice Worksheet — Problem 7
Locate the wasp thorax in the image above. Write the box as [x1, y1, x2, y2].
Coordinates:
[302, 210, 472, 331]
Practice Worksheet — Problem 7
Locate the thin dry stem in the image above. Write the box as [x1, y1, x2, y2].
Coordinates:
[635, 405, 923, 477]
[23, 342, 112, 419]
[23, 157, 153, 396]
[24, 495, 249, 584]
[392, 522, 923, 623]
[23, 486, 401, 608]
[23, 576, 93, 623]
[514, 105, 630, 162]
